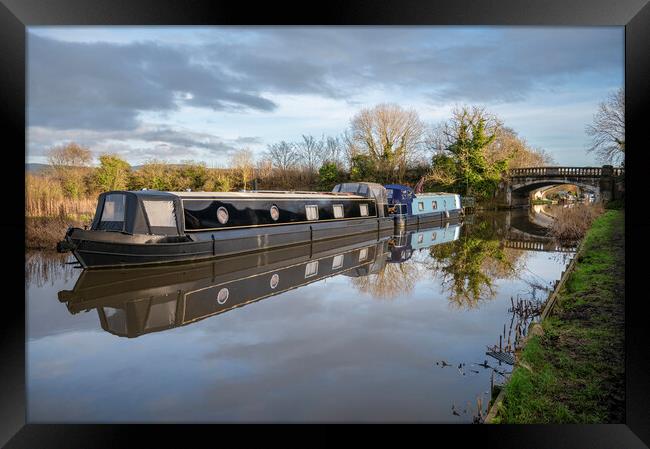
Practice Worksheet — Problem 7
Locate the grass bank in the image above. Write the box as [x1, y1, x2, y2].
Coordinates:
[491, 209, 624, 423]
[26, 216, 90, 250]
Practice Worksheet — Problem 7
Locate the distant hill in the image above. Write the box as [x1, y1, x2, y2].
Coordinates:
[26, 163, 217, 173]
[25, 163, 50, 173]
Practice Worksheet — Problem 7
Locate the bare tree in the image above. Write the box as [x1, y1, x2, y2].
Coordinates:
[586, 88, 625, 165]
[488, 127, 554, 168]
[264, 141, 300, 172]
[229, 148, 255, 190]
[295, 134, 324, 174]
[348, 103, 426, 182]
[323, 135, 344, 168]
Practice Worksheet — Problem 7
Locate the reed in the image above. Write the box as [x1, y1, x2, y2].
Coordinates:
[548, 203, 604, 242]
[25, 174, 96, 219]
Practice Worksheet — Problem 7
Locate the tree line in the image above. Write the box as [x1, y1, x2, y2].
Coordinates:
[30, 103, 565, 209]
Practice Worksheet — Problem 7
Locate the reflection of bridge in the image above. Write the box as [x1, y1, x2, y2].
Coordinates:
[503, 223, 576, 253]
[503, 239, 575, 253]
[497, 165, 624, 207]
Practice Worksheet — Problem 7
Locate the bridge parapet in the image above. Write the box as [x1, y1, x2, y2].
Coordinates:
[503, 239, 576, 253]
[509, 166, 624, 178]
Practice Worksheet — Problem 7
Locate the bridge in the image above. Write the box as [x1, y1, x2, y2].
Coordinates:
[497, 165, 624, 207]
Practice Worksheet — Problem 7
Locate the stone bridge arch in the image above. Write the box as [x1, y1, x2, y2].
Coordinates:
[497, 165, 624, 207]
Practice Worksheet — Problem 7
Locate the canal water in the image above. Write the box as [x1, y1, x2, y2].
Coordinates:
[26, 209, 574, 423]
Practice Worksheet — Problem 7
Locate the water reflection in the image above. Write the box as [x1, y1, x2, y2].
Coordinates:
[55, 213, 576, 338]
[28, 210, 578, 422]
[427, 215, 523, 308]
[58, 224, 463, 338]
[25, 251, 78, 288]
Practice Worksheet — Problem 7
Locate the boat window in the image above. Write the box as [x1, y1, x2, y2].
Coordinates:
[417, 234, 424, 243]
[418, 202, 424, 211]
[144, 299, 177, 330]
[143, 200, 177, 227]
[336, 183, 360, 194]
[102, 307, 127, 335]
[305, 261, 319, 278]
[432, 201, 437, 210]
[333, 204, 344, 219]
[358, 247, 369, 262]
[332, 254, 344, 270]
[359, 203, 369, 216]
[306, 205, 319, 221]
[98, 194, 126, 231]
[358, 184, 369, 196]
[431, 232, 437, 240]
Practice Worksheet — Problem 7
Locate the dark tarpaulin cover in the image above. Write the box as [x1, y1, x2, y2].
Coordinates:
[91, 191, 183, 236]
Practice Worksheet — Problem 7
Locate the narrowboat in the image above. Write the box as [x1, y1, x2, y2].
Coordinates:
[57, 182, 394, 269]
[58, 232, 392, 338]
[384, 184, 463, 227]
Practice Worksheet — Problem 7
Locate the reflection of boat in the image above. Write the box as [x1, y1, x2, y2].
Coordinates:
[384, 184, 463, 227]
[58, 232, 392, 338]
[387, 220, 462, 263]
[57, 182, 395, 269]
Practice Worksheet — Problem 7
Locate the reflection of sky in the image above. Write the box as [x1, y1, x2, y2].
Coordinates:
[27, 236, 570, 423]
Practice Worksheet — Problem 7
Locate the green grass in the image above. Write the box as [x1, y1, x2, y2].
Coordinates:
[492, 210, 624, 423]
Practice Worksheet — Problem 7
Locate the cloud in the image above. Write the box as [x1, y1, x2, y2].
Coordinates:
[27, 124, 256, 164]
[28, 34, 277, 131]
[26, 27, 623, 165]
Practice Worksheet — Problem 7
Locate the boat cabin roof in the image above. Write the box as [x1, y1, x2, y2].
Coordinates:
[169, 190, 364, 200]
[384, 184, 414, 192]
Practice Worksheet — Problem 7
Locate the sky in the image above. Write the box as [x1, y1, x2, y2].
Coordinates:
[26, 26, 624, 167]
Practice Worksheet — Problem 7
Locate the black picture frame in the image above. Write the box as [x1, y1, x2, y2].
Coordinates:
[4, 0, 649, 446]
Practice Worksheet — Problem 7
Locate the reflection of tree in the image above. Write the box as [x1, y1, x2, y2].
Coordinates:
[25, 251, 78, 288]
[428, 220, 525, 309]
[350, 260, 422, 300]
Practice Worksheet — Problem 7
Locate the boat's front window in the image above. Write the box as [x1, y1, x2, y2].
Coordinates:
[97, 193, 126, 231]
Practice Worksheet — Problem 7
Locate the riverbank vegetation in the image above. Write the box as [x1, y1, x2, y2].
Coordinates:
[491, 210, 624, 423]
[548, 203, 604, 242]
[26, 103, 553, 248]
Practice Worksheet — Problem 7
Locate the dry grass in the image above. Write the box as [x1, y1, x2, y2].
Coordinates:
[25, 216, 89, 250]
[26, 174, 96, 219]
[549, 203, 604, 242]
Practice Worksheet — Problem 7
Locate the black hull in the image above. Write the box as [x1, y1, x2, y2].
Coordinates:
[67, 217, 395, 269]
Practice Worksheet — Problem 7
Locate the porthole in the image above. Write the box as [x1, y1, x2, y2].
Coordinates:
[270, 273, 279, 289]
[217, 206, 229, 224]
[359, 203, 369, 217]
[270, 205, 280, 221]
[216, 287, 229, 304]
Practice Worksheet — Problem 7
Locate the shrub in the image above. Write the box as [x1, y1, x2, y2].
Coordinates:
[548, 203, 604, 242]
